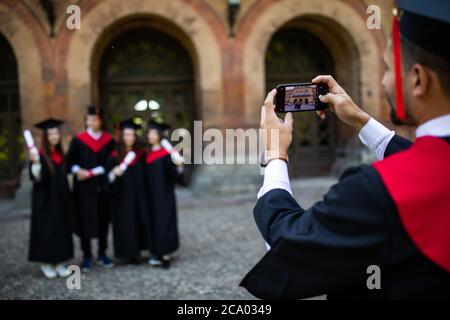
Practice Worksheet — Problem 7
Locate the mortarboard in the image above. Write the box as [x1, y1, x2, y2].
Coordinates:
[34, 118, 64, 130]
[86, 105, 104, 117]
[392, 0, 450, 120]
[149, 120, 171, 133]
[119, 118, 142, 131]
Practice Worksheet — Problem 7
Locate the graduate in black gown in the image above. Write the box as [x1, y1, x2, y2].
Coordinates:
[106, 119, 152, 263]
[144, 121, 185, 268]
[240, 0, 450, 299]
[28, 119, 73, 279]
[66, 107, 116, 271]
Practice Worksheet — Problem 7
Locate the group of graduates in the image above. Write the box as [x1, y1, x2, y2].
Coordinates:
[28, 106, 185, 279]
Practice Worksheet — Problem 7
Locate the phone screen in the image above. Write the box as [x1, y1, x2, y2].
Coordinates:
[275, 83, 328, 113]
[285, 84, 317, 112]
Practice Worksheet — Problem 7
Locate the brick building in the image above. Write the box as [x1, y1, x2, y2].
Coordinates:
[0, 0, 408, 198]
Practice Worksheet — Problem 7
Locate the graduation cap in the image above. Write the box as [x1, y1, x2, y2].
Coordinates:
[119, 118, 142, 131]
[392, 0, 450, 120]
[149, 120, 171, 133]
[34, 118, 64, 131]
[86, 105, 104, 117]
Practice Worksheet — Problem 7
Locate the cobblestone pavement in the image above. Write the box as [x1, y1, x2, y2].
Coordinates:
[0, 177, 336, 299]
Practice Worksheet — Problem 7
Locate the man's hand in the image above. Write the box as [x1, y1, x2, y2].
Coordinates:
[312, 75, 370, 131]
[76, 169, 91, 181]
[260, 89, 293, 156]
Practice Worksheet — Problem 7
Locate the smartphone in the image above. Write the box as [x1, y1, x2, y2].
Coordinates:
[274, 83, 329, 113]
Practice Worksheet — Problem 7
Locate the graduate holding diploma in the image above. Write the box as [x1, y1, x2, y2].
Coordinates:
[145, 121, 185, 268]
[106, 119, 152, 264]
[27, 119, 73, 279]
[66, 106, 115, 271]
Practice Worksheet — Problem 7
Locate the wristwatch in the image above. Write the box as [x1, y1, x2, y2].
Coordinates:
[260, 150, 289, 167]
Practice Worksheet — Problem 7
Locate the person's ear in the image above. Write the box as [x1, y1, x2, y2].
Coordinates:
[411, 63, 430, 97]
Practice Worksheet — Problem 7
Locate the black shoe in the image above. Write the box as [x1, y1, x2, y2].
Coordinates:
[80, 258, 92, 272]
[162, 259, 171, 269]
[97, 255, 114, 269]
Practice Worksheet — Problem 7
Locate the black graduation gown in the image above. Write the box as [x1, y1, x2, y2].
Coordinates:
[66, 131, 115, 239]
[28, 155, 73, 264]
[106, 152, 152, 259]
[240, 135, 450, 300]
[144, 149, 184, 256]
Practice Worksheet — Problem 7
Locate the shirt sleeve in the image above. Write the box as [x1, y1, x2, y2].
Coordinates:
[257, 159, 292, 199]
[358, 118, 395, 160]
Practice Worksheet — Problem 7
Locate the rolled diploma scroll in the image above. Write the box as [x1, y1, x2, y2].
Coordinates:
[88, 166, 105, 177]
[161, 139, 184, 164]
[24, 130, 40, 160]
[119, 151, 136, 172]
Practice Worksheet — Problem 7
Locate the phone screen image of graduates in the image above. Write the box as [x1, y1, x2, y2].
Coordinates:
[284, 85, 316, 112]
[275, 83, 328, 113]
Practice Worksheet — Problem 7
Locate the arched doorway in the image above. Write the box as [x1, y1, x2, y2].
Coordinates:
[265, 27, 336, 177]
[0, 34, 23, 198]
[97, 26, 196, 133]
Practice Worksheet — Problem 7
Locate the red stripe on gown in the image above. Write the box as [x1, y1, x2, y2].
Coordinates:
[75, 131, 112, 153]
[38, 149, 64, 166]
[373, 136, 450, 272]
[146, 148, 169, 164]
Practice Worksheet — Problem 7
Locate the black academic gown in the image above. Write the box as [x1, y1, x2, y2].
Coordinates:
[240, 135, 450, 300]
[28, 155, 73, 264]
[106, 152, 152, 259]
[66, 131, 115, 239]
[144, 148, 184, 256]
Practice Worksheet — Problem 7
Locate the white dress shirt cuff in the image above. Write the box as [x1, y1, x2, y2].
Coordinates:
[257, 159, 292, 199]
[71, 165, 81, 174]
[358, 117, 395, 160]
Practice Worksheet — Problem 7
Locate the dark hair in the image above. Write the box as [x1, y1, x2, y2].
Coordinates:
[116, 128, 142, 162]
[85, 113, 108, 132]
[401, 36, 450, 96]
[41, 129, 64, 175]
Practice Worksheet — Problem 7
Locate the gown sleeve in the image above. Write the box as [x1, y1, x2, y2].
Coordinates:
[240, 165, 394, 299]
[384, 134, 413, 158]
[65, 137, 80, 174]
[165, 156, 186, 186]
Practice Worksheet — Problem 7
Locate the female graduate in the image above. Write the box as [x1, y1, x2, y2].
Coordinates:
[144, 121, 185, 268]
[106, 119, 152, 264]
[28, 119, 73, 279]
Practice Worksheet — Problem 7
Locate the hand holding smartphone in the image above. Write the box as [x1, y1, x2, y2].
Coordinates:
[275, 83, 329, 113]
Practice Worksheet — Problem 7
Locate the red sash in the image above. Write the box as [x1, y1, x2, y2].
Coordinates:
[39, 149, 63, 166]
[146, 148, 169, 164]
[76, 131, 112, 153]
[373, 136, 450, 272]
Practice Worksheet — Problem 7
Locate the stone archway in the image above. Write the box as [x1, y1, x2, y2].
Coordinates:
[65, 0, 223, 132]
[239, 0, 382, 128]
[93, 18, 197, 132]
[0, 2, 50, 198]
[0, 2, 48, 129]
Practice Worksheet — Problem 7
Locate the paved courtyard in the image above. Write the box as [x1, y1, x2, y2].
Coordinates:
[0, 177, 336, 299]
